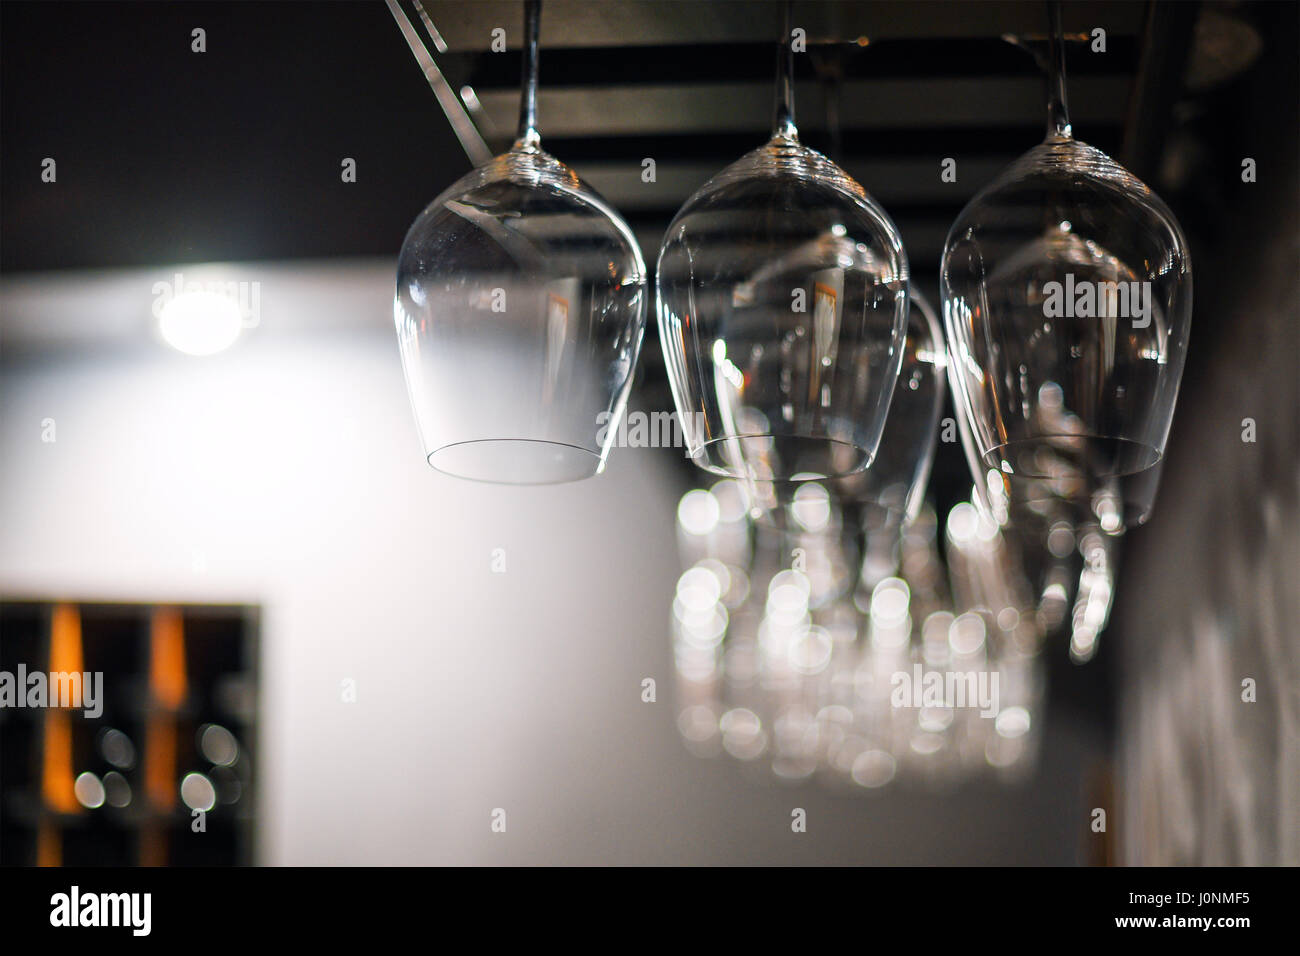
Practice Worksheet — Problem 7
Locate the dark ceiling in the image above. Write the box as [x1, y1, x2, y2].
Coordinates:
[0, 0, 1195, 278]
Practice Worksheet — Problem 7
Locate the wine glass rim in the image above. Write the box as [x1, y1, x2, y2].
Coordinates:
[427, 438, 603, 485]
[692, 434, 877, 484]
[980, 436, 1164, 479]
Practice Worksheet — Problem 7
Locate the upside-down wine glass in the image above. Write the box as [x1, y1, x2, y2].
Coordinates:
[656, 4, 909, 483]
[941, 0, 1191, 528]
[394, 0, 647, 483]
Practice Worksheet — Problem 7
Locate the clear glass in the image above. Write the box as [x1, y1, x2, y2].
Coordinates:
[940, 3, 1191, 527]
[655, 18, 909, 482]
[394, 0, 647, 483]
[834, 286, 946, 524]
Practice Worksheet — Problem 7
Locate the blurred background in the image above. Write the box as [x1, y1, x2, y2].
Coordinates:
[1, 0, 1296, 865]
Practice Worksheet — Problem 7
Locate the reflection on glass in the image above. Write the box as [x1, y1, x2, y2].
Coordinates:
[671, 481, 1046, 792]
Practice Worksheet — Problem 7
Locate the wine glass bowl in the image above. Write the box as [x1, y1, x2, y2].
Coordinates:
[395, 143, 646, 483]
[941, 1, 1192, 531]
[657, 134, 909, 483]
[943, 138, 1190, 527]
[393, 0, 647, 485]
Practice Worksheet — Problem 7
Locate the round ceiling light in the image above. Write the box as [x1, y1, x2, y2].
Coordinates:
[158, 289, 242, 356]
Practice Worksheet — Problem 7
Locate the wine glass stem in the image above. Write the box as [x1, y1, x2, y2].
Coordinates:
[771, 0, 798, 141]
[1046, 0, 1072, 139]
[516, 0, 542, 148]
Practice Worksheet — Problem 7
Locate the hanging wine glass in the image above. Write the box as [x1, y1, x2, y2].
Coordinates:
[941, 1, 1191, 528]
[656, 5, 909, 483]
[394, 0, 647, 483]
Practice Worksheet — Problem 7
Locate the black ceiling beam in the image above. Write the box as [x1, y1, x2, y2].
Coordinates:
[440, 34, 1142, 90]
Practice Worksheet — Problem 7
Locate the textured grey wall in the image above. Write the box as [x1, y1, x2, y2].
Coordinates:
[1113, 130, 1299, 864]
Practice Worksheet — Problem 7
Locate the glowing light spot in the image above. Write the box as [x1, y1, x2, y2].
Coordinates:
[159, 291, 242, 355]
